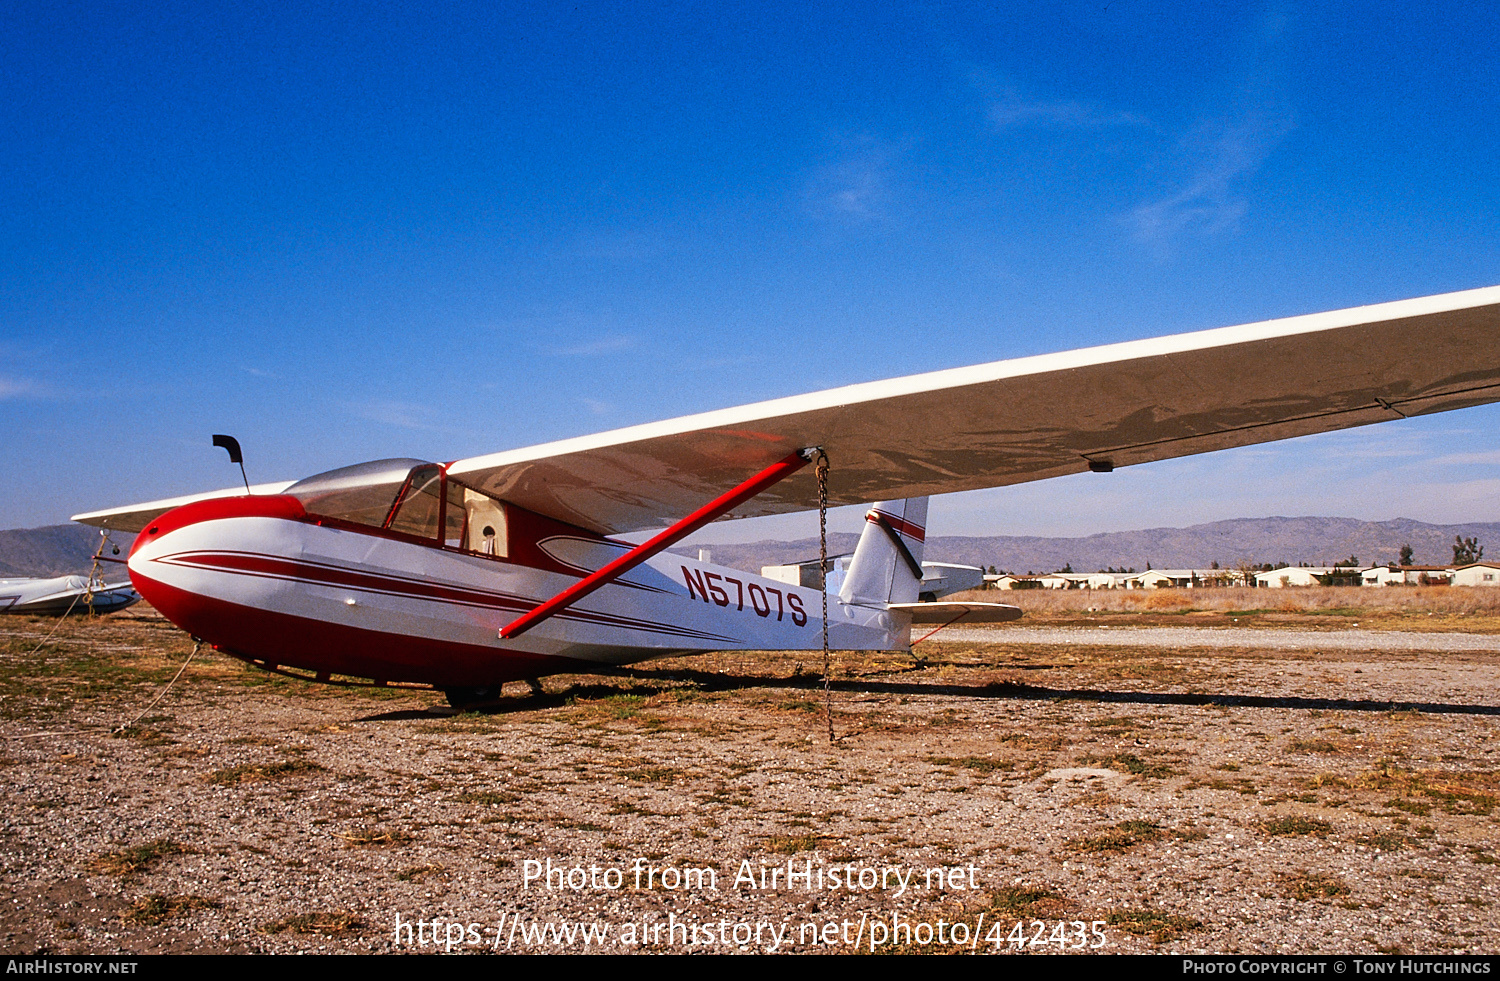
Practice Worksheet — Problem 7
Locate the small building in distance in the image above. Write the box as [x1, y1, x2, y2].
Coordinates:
[1132, 569, 1206, 589]
[1357, 565, 1455, 587]
[1451, 562, 1500, 587]
[985, 561, 1492, 590]
[1254, 567, 1334, 588]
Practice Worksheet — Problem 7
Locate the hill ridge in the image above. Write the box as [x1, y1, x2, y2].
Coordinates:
[4, 517, 1496, 579]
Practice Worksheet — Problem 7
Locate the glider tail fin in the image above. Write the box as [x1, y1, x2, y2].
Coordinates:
[839, 497, 928, 608]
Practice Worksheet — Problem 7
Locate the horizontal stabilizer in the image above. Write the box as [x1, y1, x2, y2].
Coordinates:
[888, 602, 1023, 624]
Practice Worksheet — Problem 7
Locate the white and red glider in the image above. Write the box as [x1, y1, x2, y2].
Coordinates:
[74, 286, 1500, 704]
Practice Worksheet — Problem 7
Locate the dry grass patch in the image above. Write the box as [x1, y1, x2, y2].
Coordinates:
[1287, 739, 1345, 754]
[622, 765, 690, 784]
[1104, 907, 1203, 944]
[454, 790, 520, 806]
[1261, 815, 1333, 837]
[764, 833, 826, 855]
[1196, 776, 1259, 796]
[1385, 798, 1432, 816]
[1082, 752, 1176, 778]
[395, 864, 446, 882]
[980, 885, 1071, 919]
[927, 755, 1014, 775]
[111, 724, 175, 747]
[999, 733, 1068, 751]
[334, 826, 413, 847]
[89, 840, 189, 877]
[1087, 716, 1142, 732]
[954, 583, 1500, 617]
[122, 894, 218, 925]
[1305, 774, 1351, 790]
[1278, 872, 1351, 902]
[1069, 820, 1166, 853]
[1356, 766, 1498, 816]
[566, 693, 667, 726]
[1356, 830, 1409, 852]
[261, 911, 365, 935]
[1068, 820, 1206, 853]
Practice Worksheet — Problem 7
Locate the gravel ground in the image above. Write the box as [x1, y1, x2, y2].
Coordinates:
[2, 611, 1498, 955]
[946, 626, 1500, 652]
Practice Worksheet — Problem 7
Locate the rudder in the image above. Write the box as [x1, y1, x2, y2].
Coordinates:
[838, 498, 928, 607]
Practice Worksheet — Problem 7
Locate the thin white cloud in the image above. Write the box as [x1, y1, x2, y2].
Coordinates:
[548, 335, 637, 357]
[0, 376, 44, 399]
[965, 63, 1146, 132]
[1395, 477, 1500, 520]
[581, 398, 613, 416]
[982, 85, 1142, 130]
[348, 399, 454, 433]
[1306, 427, 1431, 461]
[1426, 450, 1500, 467]
[966, 67, 1288, 247]
[1126, 114, 1289, 244]
[1126, 10, 1296, 246]
[497, 308, 644, 359]
[803, 135, 898, 224]
[1430, 476, 1500, 499]
[684, 353, 763, 371]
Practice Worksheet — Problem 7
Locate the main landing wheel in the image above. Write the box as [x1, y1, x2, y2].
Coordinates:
[444, 686, 504, 709]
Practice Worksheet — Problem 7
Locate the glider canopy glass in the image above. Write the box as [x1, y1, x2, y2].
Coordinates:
[285, 458, 504, 553]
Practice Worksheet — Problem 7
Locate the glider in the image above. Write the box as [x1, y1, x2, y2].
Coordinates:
[72, 285, 1500, 704]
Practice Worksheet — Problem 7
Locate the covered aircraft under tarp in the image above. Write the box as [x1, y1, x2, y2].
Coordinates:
[0, 576, 139, 616]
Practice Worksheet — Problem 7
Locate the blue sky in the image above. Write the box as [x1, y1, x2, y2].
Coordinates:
[3, 1, 1498, 540]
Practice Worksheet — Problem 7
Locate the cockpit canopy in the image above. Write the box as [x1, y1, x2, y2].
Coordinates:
[284, 458, 433, 529]
[284, 458, 506, 554]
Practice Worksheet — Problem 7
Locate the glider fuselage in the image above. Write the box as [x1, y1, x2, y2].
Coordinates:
[125, 480, 901, 690]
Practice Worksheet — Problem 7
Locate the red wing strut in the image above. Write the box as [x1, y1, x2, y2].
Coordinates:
[499, 449, 815, 639]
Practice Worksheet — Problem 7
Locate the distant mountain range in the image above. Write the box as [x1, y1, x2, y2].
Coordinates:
[4, 516, 1497, 580]
[675, 516, 1500, 576]
[0, 525, 136, 578]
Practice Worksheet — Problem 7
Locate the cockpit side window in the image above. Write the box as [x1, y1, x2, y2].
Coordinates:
[462, 488, 508, 558]
[387, 466, 443, 540]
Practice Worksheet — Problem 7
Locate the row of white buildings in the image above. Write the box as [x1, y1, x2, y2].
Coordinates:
[988, 562, 1500, 590]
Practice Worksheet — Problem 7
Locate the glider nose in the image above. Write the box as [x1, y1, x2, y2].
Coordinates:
[126, 494, 308, 613]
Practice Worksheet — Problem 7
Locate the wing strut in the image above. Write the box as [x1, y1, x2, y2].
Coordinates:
[500, 449, 817, 640]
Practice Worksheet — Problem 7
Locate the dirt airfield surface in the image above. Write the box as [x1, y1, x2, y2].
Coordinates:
[2, 605, 1498, 955]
